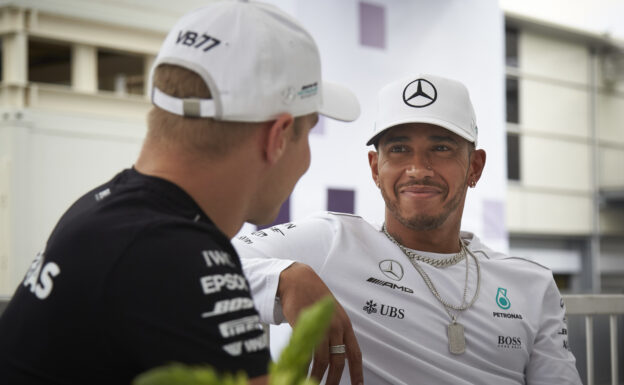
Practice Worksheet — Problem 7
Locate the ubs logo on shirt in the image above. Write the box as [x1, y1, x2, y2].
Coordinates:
[362, 299, 405, 319]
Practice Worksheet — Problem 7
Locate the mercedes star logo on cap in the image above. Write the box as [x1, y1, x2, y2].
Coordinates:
[379, 259, 404, 281]
[403, 78, 437, 108]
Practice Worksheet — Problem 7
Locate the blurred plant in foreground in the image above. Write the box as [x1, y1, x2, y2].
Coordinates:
[133, 296, 334, 385]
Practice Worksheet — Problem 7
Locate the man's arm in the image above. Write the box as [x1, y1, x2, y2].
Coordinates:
[235, 215, 363, 385]
[525, 276, 582, 385]
[277, 263, 363, 385]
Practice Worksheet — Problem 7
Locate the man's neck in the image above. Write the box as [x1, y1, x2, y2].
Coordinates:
[134, 141, 259, 239]
[384, 214, 463, 254]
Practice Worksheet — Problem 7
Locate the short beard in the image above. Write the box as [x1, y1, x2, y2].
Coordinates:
[381, 180, 466, 231]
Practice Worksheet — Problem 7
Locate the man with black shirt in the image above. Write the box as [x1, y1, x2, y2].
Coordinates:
[0, 1, 360, 384]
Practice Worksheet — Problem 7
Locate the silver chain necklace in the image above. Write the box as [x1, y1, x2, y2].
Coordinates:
[401, 242, 466, 268]
[382, 223, 481, 355]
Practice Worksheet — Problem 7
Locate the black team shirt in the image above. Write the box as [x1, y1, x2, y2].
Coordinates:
[0, 168, 270, 384]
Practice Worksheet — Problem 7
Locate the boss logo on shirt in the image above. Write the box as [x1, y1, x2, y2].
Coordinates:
[201, 297, 255, 318]
[497, 335, 522, 349]
[362, 299, 405, 319]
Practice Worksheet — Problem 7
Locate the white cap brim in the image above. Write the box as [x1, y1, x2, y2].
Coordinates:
[319, 81, 360, 122]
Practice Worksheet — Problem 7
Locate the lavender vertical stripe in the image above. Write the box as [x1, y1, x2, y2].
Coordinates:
[359, 2, 386, 49]
[311, 115, 325, 135]
[327, 188, 355, 214]
[258, 197, 290, 230]
[483, 199, 507, 239]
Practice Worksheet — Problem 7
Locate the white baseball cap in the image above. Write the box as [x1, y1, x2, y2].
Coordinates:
[367, 74, 477, 146]
[150, 0, 360, 122]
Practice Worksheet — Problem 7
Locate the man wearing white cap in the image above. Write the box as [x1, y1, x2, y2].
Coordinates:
[235, 74, 583, 384]
[0, 1, 360, 384]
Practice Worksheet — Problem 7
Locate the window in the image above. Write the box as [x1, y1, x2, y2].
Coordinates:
[505, 27, 518, 67]
[553, 274, 571, 291]
[97, 49, 144, 95]
[505, 26, 521, 182]
[0, 38, 3, 83]
[506, 76, 519, 124]
[507, 132, 520, 181]
[28, 39, 71, 85]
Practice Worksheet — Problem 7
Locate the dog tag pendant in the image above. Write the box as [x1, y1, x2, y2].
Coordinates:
[448, 321, 466, 355]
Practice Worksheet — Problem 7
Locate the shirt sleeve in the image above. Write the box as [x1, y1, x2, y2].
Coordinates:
[233, 213, 336, 324]
[525, 275, 583, 385]
[106, 221, 270, 378]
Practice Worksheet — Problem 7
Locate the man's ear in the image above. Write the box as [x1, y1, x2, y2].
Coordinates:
[469, 149, 486, 183]
[262, 113, 294, 165]
[368, 150, 380, 186]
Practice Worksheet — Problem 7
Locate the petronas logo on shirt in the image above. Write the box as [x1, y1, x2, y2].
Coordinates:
[496, 287, 511, 310]
[363, 300, 378, 314]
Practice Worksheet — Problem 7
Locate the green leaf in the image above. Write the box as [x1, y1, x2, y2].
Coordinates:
[133, 364, 247, 385]
[270, 296, 335, 385]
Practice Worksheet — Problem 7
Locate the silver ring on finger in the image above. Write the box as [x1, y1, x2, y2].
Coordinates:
[329, 344, 346, 354]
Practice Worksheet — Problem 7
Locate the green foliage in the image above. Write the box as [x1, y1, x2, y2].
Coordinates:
[133, 296, 334, 385]
[269, 296, 334, 385]
[133, 364, 247, 385]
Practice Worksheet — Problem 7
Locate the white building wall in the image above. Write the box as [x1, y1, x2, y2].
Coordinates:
[505, 17, 624, 281]
[507, 29, 594, 236]
[0, 109, 146, 293]
[0, 0, 507, 296]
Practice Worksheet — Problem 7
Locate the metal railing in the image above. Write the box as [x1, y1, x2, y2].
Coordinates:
[563, 294, 624, 385]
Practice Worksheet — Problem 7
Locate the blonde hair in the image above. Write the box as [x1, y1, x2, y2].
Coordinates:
[147, 64, 259, 157]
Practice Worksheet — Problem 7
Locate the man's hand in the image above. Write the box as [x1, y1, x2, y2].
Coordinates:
[277, 263, 363, 385]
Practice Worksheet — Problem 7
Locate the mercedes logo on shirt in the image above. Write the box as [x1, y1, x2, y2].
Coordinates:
[403, 78, 437, 108]
[378, 259, 404, 281]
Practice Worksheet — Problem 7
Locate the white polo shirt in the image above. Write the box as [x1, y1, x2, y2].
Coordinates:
[234, 211, 582, 385]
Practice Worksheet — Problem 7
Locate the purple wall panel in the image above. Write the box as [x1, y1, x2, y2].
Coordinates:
[359, 2, 386, 49]
[327, 188, 355, 214]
